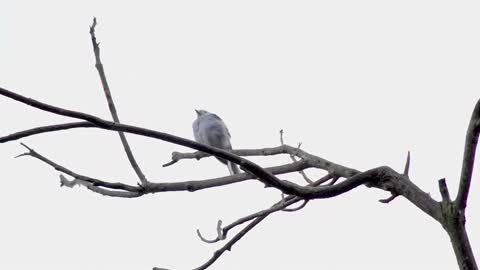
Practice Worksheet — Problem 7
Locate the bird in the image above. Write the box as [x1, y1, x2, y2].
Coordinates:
[192, 109, 240, 175]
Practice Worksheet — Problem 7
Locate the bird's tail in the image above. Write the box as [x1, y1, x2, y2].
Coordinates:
[216, 157, 241, 175]
[227, 161, 240, 175]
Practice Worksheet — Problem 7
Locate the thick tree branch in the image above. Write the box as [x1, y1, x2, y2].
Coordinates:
[362, 166, 442, 222]
[456, 98, 480, 210]
[89, 18, 149, 186]
[0, 86, 304, 195]
[439, 179, 478, 270]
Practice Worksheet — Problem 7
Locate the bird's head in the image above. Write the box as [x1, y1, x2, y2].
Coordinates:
[195, 109, 209, 117]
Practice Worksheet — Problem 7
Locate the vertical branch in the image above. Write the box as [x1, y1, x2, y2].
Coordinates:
[89, 18, 148, 186]
[456, 98, 480, 210]
[438, 179, 478, 270]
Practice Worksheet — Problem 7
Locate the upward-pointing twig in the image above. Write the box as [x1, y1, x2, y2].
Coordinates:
[456, 98, 480, 211]
[279, 129, 313, 184]
[403, 151, 411, 176]
[89, 18, 148, 186]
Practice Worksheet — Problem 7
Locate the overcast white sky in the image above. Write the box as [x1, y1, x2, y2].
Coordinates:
[1, 1, 479, 269]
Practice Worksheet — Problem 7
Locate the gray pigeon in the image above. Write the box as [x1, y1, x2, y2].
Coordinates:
[192, 109, 240, 175]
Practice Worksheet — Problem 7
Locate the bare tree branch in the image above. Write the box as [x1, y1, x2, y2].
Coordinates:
[60, 175, 142, 198]
[197, 220, 225, 243]
[0, 122, 94, 143]
[89, 18, 149, 186]
[15, 142, 326, 197]
[192, 174, 334, 268]
[0, 87, 446, 221]
[197, 174, 333, 245]
[280, 129, 313, 183]
[378, 193, 399, 204]
[192, 215, 267, 270]
[403, 151, 411, 176]
[163, 145, 359, 178]
[1, 86, 378, 199]
[439, 178, 452, 203]
[456, 98, 480, 210]
[439, 178, 478, 270]
[0, 86, 302, 195]
[1, 85, 477, 269]
[281, 199, 309, 212]
[378, 152, 411, 204]
[18, 143, 142, 193]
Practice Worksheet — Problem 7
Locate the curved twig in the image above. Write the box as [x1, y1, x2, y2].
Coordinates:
[196, 220, 225, 243]
[192, 216, 266, 270]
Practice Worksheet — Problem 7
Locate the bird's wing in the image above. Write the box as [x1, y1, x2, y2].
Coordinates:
[192, 118, 203, 143]
[210, 113, 232, 138]
[205, 125, 232, 150]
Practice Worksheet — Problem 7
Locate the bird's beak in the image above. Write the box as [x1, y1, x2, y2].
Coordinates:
[195, 109, 200, 116]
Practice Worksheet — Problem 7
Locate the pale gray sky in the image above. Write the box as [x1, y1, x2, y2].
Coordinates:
[1, 1, 479, 269]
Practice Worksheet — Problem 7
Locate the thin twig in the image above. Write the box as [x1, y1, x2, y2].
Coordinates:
[403, 151, 411, 176]
[280, 129, 313, 183]
[18, 143, 141, 193]
[197, 220, 225, 243]
[327, 175, 340, 185]
[89, 18, 148, 186]
[60, 175, 141, 198]
[198, 174, 333, 244]
[191, 175, 334, 269]
[192, 215, 266, 270]
[438, 178, 451, 203]
[378, 193, 399, 204]
[282, 199, 309, 212]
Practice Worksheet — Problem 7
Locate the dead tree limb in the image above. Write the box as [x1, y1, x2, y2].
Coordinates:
[0, 17, 478, 270]
[89, 18, 149, 186]
[1, 84, 477, 269]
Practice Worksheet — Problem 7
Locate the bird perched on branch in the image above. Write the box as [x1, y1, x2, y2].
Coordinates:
[192, 109, 240, 175]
